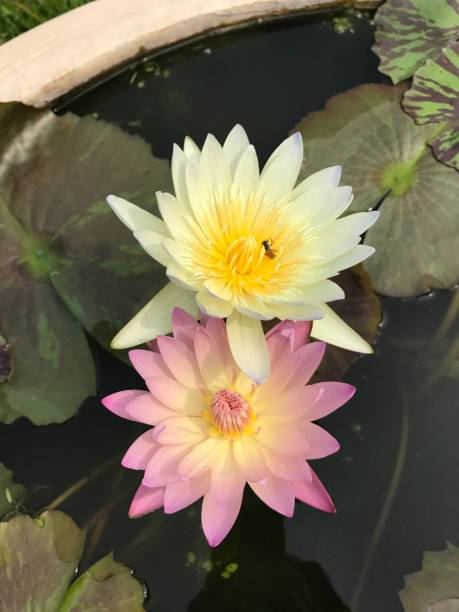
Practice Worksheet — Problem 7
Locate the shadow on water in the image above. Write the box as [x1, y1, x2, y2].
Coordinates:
[1, 8, 459, 612]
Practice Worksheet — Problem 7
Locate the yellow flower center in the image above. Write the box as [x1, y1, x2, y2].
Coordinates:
[209, 389, 254, 437]
[226, 236, 265, 276]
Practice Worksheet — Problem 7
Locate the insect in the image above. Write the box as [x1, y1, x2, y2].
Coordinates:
[261, 239, 277, 259]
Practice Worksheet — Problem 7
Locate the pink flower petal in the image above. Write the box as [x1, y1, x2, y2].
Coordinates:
[177, 438, 221, 479]
[194, 325, 234, 390]
[233, 437, 267, 483]
[171, 307, 199, 349]
[145, 377, 205, 415]
[293, 469, 336, 513]
[129, 484, 164, 518]
[121, 429, 157, 469]
[266, 331, 290, 365]
[262, 448, 312, 482]
[143, 444, 191, 487]
[266, 320, 311, 352]
[201, 491, 243, 547]
[257, 425, 309, 455]
[129, 349, 171, 379]
[250, 476, 295, 517]
[125, 393, 174, 426]
[153, 418, 206, 446]
[306, 382, 355, 421]
[304, 423, 340, 459]
[207, 441, 246, 504]
[287, 341, 326, 387]
[101, 390, 148, 421]
[256, 387, 311, 422]
[157, 335, 204, 389]
[164, 474, 210, 513]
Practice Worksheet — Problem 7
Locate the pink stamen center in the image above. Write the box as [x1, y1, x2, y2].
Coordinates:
[211, 389, 251, 434]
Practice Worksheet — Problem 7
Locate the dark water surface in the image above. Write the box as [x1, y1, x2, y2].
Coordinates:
[2, 10, 459, 612]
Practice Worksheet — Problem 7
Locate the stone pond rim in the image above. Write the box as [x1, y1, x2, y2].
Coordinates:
[0, 0, 383, 109]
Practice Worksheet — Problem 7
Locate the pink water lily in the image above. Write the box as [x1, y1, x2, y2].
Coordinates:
[102, 308, 354, 546]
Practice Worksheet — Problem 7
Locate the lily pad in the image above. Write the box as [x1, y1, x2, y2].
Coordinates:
[403, 40, 459, 170]
[373, 0, 459, 84]
[0, 331, 10, 384]
[399, 542, 459, 611]
[0, 510, 145, 611]
[295, 83, 459, 297]
[0, 102, 171, 424]
[0, 463, 25, 519]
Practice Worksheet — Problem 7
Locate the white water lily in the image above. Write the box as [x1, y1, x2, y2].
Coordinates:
[107, 125, 378, 383]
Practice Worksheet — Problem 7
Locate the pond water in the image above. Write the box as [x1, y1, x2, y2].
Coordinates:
[1, 9, 458, 612]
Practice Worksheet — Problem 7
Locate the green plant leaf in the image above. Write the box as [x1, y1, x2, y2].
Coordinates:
[431, 124, 459, 169]
[58, 553, 145, 612]
[0, 463, 25, 519]
[0, 103, 172, 424]
[373, 0, 459, 84]
[295, 83, 459, 297]
[399, 542, 459, 611]
[0, 511, 146, 611]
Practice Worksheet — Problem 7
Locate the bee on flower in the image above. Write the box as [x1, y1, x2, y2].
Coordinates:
[102, 309, 355, 547]
[107, 125, 378, 383]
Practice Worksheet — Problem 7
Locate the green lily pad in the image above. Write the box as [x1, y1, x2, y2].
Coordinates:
[0, 102, 171, 424]
[403, 40, 459, 170]
[0, 510, 145, 611]
[0, 463, 25, 519]
[399, 542, 459, 611]
[295, 83, 459, 297]
[373, 0, 459, 84]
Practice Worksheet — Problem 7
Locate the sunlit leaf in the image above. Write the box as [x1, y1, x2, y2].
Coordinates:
[0, 463, 25, 519]
[400, 542, 459, 611]
[373, 0, 459, 84]
[0, 511, 146, 611]
[0, 103, 171, 424]
[295, 83, 459, 297]
[431, 125, 459, 170]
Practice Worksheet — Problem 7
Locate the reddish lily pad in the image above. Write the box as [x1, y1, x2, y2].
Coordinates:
[295, 83, 459, 297]
[399, 542, 459, 611]
[373, 0, 459, 84]
[0, 511, 146, 611]
[0, 103, 171, 424]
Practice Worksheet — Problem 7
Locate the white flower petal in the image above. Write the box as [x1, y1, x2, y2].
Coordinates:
[183, 135, 200, 158]
[166, 262, 202, 291]
[226, 311, 270, 383]
[106, 194, 168, 235]
[333, 210, 380, 236]
[133, 229, 172, 267]
[111, 283, 198, 349]
[327, 244, 375, 272]
[156, 191, 191, 240]
[311, 303, 373, 354]
[196, 292, 234, 318]
[233, 145, 259, 201]
[235, 295, 273, 320]
[171, 144, 191, 209]
[289, 165, 342, 201]
[258, 132, 303, 203]
[223, 124, 250, 175]
[200, 133, 231, 199]
[268, 280, 344, 305]
[287, 185, 353, 228]
[270, 302, 324, 321]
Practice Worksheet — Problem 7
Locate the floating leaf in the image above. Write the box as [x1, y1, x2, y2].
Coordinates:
[295, 83, 459, 297]
[0, 463, 25, 518]
[403, 40, 459, 124]
[400, 542, 459, 611]
[0, 103, 171, 424]
[373, 0, 459, 84]
[431, 125, 459, 169]
[0, 510, 145, 611]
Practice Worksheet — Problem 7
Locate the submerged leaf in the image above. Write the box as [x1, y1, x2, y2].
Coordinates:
[0, 103, 171, 424]
[0, 511, 146, 611]
[0, 331, 10, 384]
[0, 463, 25, 519]
[400, 542, 459, 611]
[373, 0, 459, 84]
[295, 83, 459, 296]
